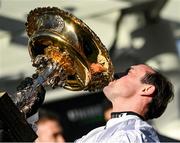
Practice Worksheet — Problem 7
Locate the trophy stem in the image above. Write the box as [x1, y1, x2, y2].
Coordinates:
[12, 55, 64, 115]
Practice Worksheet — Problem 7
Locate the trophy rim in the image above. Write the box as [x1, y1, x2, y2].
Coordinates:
[26, 7, 114, 91]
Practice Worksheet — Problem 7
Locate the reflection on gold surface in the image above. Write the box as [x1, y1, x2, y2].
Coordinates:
[44, 46, 75, 75]
[26, 7, 114, 91]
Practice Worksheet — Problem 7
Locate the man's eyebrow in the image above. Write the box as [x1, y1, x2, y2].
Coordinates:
[126, 68, 131, 73]
[114, 68, 131, 79]
[124, 68, 130, 75]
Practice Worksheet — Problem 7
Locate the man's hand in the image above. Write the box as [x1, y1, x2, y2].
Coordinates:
[16, 77, 46, 118]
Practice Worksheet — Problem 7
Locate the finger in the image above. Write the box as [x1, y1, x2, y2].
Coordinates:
[25, 85, 46, 118]
[37, 85, 46, 96]
[16, 77, 33, 91]
[32, 73, 39, 79]
[24, 77, 33, 85]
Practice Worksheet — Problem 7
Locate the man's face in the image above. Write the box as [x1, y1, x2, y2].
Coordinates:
[36, 119, 65, 142]
[103, 64, 154, 100]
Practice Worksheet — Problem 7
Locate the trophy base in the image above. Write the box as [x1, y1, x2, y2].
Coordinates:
[0, 91, 37, 142]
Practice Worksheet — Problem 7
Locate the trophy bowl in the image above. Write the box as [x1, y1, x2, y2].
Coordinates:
[26, 7, 114, 91]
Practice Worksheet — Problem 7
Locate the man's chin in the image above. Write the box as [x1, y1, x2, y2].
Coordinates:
[103, 86, 109, 96]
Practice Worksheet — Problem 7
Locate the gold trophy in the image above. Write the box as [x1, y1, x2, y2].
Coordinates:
[1, 6, 114, 117]
[26, 7, 114, 91]
[7, 7, 114, 116]
[0, 7, 114, 141]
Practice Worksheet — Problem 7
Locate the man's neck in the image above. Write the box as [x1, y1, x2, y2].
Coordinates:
[111, 99, 147, 118]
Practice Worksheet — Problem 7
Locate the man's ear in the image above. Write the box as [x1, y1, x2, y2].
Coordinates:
[141, 85, 155, 97]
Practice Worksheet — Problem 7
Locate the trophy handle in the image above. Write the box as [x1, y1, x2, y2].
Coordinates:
[14, 55, 58, 115]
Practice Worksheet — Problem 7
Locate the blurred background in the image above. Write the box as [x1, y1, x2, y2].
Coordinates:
[0, 0, 180, 142]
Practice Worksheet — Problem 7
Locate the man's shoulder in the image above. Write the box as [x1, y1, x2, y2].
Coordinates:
[113, 116, 151, 130]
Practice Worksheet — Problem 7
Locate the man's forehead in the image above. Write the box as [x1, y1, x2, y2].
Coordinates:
[134, 64, 155, 73]
[144, 65, 155, 72]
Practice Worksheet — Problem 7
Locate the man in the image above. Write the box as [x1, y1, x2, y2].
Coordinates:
[75, 64, 174, 142]
[0, 64, 174, 142]
[35, 110, 65, 143]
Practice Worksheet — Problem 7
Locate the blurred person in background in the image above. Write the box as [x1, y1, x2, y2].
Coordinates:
[102, 98, 113, 121]
[35, 109, 65, 143]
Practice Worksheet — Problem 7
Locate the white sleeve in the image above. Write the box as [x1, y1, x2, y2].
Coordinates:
[118, 132, 140, 143]
[114, 130, 160, 143]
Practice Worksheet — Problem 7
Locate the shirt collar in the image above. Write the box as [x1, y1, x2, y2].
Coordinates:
[105, 112, 144, 129]
[111, 111, 145, 120]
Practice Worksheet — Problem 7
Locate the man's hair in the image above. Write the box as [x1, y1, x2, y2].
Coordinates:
[141, 71, 174, 120]
[37, 109, 61, 124]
